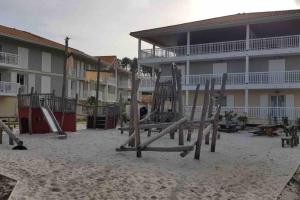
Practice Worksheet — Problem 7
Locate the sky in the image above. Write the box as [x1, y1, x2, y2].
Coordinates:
[0, 0, 300, 59]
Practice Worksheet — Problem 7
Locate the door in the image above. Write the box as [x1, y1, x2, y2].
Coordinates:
[226, 95, 234, 108]
[28, 74, 35, 92]
[213, 62, 227, 84]
[177, 64, 185, 84]
[268, 59, 285, 83]
[41, 76, 51, 94]
[286, 94, 294, 120]
[270, 95, 285, 120]
[260, 95, 269, 118]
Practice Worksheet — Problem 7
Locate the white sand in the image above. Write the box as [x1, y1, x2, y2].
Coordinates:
[0, 128, 299, 200]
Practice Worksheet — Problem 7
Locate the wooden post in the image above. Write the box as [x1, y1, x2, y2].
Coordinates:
[28, 87, 34, 134]
[0, 128, 2, 144]
[205, 78, 216, 145]
[211, 74, 227, 152]
[61, 37, 70, 127]
[93, 58, 101, 128]
[187, 84, 200, 141]
[128, 64, 137, 147]
[176, 69, 184, 145]
[194, 80, 210, 160]
[119, 94, 124, 134]
[133, 79, 141, 157]
[169, 64, 177, 139]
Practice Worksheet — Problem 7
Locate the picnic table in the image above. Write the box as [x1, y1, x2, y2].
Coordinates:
[252, 124, 279, 136]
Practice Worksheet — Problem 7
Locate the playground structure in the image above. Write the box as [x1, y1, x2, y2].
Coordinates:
[84, 103, 120, 129]
[117, 63, 227, 159]
[17, 89, 76, 138]
[0, 120, 27, 150]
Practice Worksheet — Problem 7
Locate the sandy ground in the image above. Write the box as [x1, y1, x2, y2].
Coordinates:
[278, 166, 300, 200]
[0, 127, 299, 200]
[0, 174, 16, 200]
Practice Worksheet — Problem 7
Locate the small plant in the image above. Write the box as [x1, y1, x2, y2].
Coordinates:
[297, 118, 300, 130]
[238, 115, 248, 130]
[224, 111, 236, 128]
[282, 117, 289, 126]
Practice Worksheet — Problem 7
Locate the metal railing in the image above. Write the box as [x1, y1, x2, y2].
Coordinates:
[184, 106, 300, 121]
[250, 35, 300, 50]
[140, 71, 300, 88]
[0, 81, 19, 95]
[0, 52, 19, 66]
[140, 34, 300, 59]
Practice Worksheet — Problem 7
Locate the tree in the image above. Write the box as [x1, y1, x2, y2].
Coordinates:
[121, 57, 132, 69]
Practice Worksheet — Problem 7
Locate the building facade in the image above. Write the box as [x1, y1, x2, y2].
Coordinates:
[131, 9, 300, 123]
[0, 25, 130, 117]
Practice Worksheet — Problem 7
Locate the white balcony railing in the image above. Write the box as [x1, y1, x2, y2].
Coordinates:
[106, 93, 116, 102]
[0, 81, 19, 95]
[118, 79, 131, 89]
[140, 35, 300, 59]
[0, 52, 19, 66]
[140, 71, 300, 88]
[184, 106, 300, 121]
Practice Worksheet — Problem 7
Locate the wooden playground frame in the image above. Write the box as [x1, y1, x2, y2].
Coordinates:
[117, 63, 227, 159]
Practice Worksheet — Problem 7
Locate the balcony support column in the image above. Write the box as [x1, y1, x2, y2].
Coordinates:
[185, 90, 189, 106]
[152, 45, 156, 57]
[245, 89, 249, 115]
[245, 55, 249, 83]
[186, 60, 190, 85]
[138, 38, 141, 59]
[246, 24, 250, 50]
[187, 32, 190, 55]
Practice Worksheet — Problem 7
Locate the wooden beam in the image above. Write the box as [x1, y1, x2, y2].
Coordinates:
[176, 68, 184, 145]
[93, 58, 101, 128]
[187, 84, 200, 141]
[139, 117, 187, 150]
[28, 87, 34, 134]
[205, 78, 216, 145]
[117, 145, 194, 152]
[194, 80, 210, 160]
[180, 124, 212, 157]
[211, 73, 227, 152]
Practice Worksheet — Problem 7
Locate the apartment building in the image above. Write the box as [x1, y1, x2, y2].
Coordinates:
[131, 9, 300, 124]
[85, 56, 131, 103]
[0, 25, 108, 117]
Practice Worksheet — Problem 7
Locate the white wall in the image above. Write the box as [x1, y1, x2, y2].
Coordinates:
[42, 52, 51, 72]
[17, 47, 29, 69]
[41, 76, 51, 93]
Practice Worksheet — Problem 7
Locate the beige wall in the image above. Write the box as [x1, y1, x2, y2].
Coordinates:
[187, 90, 245, 107]
[249, 89, 300, 107]
[0, 96, 18, 117]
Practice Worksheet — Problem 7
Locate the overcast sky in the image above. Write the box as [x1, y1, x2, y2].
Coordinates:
[0, 0, 300, 58]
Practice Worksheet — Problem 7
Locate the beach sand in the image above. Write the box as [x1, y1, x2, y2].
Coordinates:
[0, 128, 299, 199]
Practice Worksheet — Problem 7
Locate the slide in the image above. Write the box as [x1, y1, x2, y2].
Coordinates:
[0, 120, 27, 150]
[40, 101, 67, 139]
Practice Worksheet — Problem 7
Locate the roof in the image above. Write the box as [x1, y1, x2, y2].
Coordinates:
[95, 55, 131, 74]
[0, 24, 98, 62]
[130, 9, 300, 38]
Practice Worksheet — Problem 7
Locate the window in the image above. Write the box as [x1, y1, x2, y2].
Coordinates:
[17, 74, 25, 85]
[0, 44, 2, 51]
[0, 72, 2, 81]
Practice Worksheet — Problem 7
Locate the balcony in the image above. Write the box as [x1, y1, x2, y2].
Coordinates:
[118, 79, 131, 89]
[0, 52, 19, 67]
[0, 81, 19, 96]
[184, 106, 300, 122]
[140, 35, 300, 60]
[139, 70, 300, 90]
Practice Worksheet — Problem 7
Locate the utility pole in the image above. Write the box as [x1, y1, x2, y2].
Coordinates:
[61, 36, 70, 126]
[93, 58, 101, 128]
